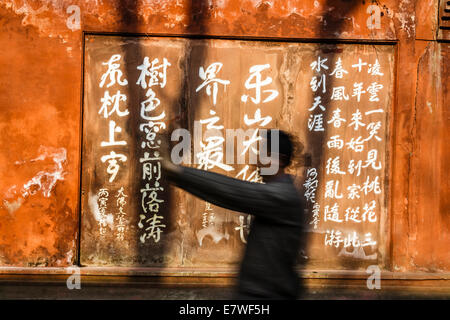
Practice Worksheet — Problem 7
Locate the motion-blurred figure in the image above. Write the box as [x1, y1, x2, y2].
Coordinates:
[161, 130, 306, 299]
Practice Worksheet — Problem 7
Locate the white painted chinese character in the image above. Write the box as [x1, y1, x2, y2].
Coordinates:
[330, 86, 349, 100]
[326, 157, 346, 175]
[348, 159, 363, 176]
[100, 120, 127, 147]
[136, 57, 171, 89]
[98, 188, 109, 198]
[364, 121, 382, 142]
[309, 96, 326, 112]
[368, 59, 384, 76]
[310, 203, 320, 229]
[347, 184, 361, 199]
[100, 151, 127, 182]
[361, 176, 382, 195]
[327, 135, 346, 150]
[329, 57, 348, 78]
[196, 62, 230, 105]
[243, 108, 272, 127]
[197, 136, 234, 172]
[324, 203, 342, 223]
[241, 64, 279, 104]
[99, 54, 128, 88]
[310, 74, 326, 93]
[308, 114, 325, 132]
[352, 82, 366, 102]
[361, 232, 377, 247]
[344, 231, 361, 248]
[140, 121, 166, 149]
[235, 165, 263, 183]
[346, 136, 365, 152]
[140, 182, 164, 213]
[362, 200, 377, 222]
[351, 58, 368, 72]
[363, 149, 382, 170]
[327, 135, 344, 149]
[200, 110, 224, 130]
[116, 187, 128, 207]
[140, 152, 162, 181]
[140, 88, 161, 115]
[325, 180, 343, 199]
[325, 229, 343, 248]
[98, 90, 129, 118]
[327, 108, 346, 127]
[139, 213, 166, 243]
[345, 207, 361, 223]
[310, 56, 329, 72]
[241, 128, 261, 157]
[367, 82, 383, 102]
[349, 109, 366, 130]
[365, 108, 384, 115]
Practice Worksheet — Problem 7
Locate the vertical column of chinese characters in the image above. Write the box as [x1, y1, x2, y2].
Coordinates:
[115, 187, 128, 241]
[305, 56, 330, 231]
[322, 56, 347, 248]
[323, 56, 385, 258]
[97, 188, 109, 236]
[97, 54, 130, 237]
[195, 62, 233, 238]
[234, 64, 279, 243]
[136, 57, 171, 244]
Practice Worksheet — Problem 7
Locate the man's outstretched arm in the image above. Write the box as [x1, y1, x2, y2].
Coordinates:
[163, 164, 301, 225]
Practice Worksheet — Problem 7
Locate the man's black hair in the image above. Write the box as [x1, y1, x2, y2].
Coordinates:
[266, 129, 294, 168]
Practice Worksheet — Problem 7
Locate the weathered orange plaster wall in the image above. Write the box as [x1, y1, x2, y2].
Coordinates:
[0, 0, 447, 273]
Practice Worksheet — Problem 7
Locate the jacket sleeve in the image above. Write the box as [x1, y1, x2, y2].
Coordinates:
[166, 166, 301, 224]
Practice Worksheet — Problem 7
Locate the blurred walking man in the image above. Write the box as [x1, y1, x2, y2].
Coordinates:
[161, 129, 306, 299]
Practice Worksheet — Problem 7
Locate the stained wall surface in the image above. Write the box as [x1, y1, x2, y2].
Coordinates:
[0, 0, 448, 276]
[81, 36, 394, 270]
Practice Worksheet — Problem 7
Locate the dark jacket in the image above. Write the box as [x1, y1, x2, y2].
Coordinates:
[166, 166, 306, 299]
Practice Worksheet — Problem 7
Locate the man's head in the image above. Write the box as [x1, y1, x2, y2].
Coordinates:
[258, 129, 294, 179]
